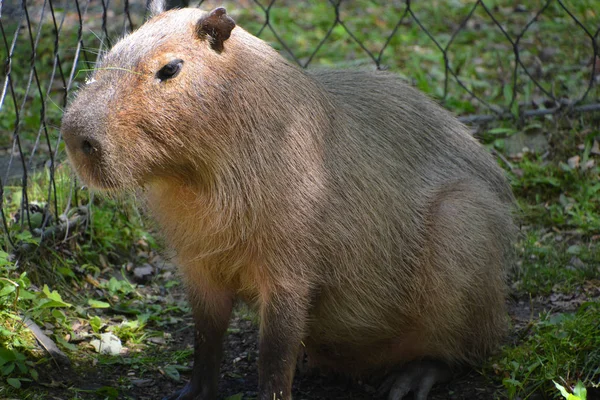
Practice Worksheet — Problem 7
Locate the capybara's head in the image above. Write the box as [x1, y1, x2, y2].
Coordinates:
[61, 8, 237, 189]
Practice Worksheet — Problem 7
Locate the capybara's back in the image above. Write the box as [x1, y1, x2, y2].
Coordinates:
[302, 70, 515, 372]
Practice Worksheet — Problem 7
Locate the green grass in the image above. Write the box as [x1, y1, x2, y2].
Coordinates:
[508, 151, 600, 295]
[515, 228, 600, 295]
[0, 163, 169, 398]
[216, 0, 600, 115]
[476, 118, 600, 398]
[496, 302, 600, 399]
[494, 120, 600, 296]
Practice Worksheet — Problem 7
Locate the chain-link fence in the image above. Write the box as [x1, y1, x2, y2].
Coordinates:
[1, 0, 599, 248]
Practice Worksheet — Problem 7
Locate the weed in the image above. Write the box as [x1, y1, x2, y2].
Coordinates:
[496, 302, 600, 399]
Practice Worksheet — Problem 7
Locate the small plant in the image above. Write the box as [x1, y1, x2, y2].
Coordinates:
[497, 302, 600, 399]
[554, 380, 587, 400]
[0, 254, 72, 389]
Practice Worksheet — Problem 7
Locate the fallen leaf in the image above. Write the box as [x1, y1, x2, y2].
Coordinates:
[567, 155, 580, 169]
[161, 364, 181, 382]
[133, 264, 155, 283]
[88, 299, 111, 309]
[591, 140, 600, 155]
[582, 159, 595, 170]
[131, 379, 153, 387]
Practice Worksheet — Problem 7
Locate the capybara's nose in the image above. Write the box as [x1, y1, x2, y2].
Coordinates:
[61, 108, 103, 157]
[81, 137, 100, 156]
[62, 128, 102, 158]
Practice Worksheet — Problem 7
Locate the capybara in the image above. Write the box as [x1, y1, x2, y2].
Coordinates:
[61, 2, 515, 399]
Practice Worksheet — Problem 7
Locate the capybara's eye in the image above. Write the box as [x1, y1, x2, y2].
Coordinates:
[156, 59, 183, 81]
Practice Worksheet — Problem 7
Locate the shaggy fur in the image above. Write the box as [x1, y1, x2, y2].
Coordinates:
[61, 7, 516, 400]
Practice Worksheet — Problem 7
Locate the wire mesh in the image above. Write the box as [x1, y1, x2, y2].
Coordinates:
[0, 0, 598, 246]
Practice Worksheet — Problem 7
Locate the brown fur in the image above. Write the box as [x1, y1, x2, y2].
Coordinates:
[61, 7, 516, 400]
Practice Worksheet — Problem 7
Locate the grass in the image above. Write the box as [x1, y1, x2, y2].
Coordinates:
[0, 180, 170, 397]
[508, 149, 600, 295]
[217, 0, 600, 115]
[1, 0, 600, 399]
[476, 117, 600, 398]
[496, 302, 600, 399]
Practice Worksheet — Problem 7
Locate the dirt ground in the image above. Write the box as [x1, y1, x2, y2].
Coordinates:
[23, 249, 600, 400]
[41, 315, 504, 400]
[34, 287, 535, 400]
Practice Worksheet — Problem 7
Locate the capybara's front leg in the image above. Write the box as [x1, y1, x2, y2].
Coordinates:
[164, 285, 234, 400]
[258, 288, 309, 400]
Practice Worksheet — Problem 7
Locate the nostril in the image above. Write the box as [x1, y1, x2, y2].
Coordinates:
[81, 139, 98, 155]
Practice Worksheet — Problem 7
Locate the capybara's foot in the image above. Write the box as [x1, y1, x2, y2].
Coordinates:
[378, 360, 452, 400]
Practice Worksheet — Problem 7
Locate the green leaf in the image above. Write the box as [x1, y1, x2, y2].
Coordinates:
[164, 280, 179, 289]
[0, 284, 16, 297]
[52, 309, 67, 322]
[502, 84, 513, 107]
[0, 251, 10, 266]
[90, 316, 103, 333]
[0, 347, 18, 365]
[16, 360, 27, 373]
[94, 386, 119, 397]
[2, 362, 15, 375]
[567, 245, 582, 255]
[510, 99, 520, 118]
[7, 377, 21, 388]
[523, 122, 543, 131]
[15, 231, 40, 245]
[57, 266, 76, 279]
[573, 381, 587, 400]
[29, 368, 39, 381]
[503, 377, 521, 387]
[36, 299, 72, 309]
[108, 278, 120, 293]
[55, 336, 78, 352]
[41, 285, 72, 307]
[493, 138, 505, 150]
[225, 394, 244, 400]
[488, 127, 517, 135]
[88, 299, 111, 309]
[554, 381, 572, 399]
[17, 289, 36, 300]
[162, 364, 180, 382]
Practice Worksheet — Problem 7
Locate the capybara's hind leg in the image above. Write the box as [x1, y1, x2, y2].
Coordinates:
[376, 181, 512, 400]
[423, 180, 511, 362]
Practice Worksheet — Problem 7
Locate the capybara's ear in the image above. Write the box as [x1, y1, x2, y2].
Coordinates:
[147, 0, 165, 17]
[196, 8, 236, 52]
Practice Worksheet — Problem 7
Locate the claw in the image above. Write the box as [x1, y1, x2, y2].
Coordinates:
[380, 360, 452, 400]
[413, 373, 436, 400]
[389, 381, 411, 400]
